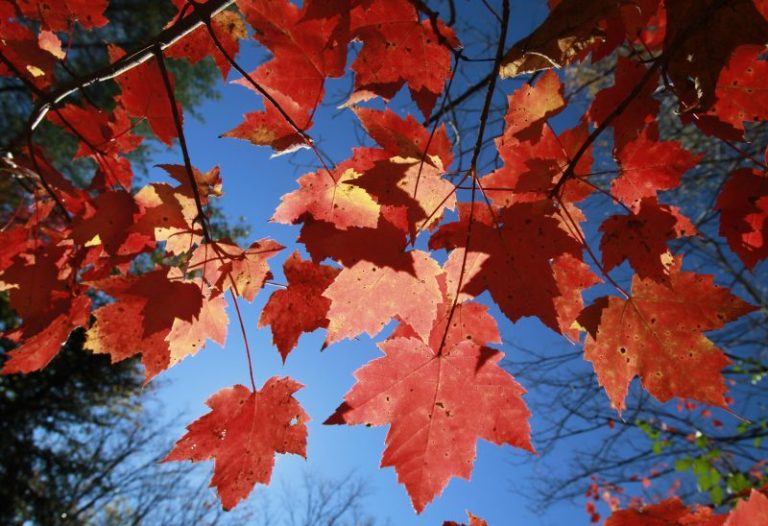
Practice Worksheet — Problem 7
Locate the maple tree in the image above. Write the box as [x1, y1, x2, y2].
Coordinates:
[1, 0, 767, 523]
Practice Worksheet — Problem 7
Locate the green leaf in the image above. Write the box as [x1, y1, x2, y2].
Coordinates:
[710, 483, 723, 505]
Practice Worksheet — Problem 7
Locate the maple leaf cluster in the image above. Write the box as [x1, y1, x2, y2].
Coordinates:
[0, 0, 766, 519]
[603, 489, 768, 526]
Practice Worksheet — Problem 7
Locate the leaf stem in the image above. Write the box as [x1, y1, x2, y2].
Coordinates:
[154, 47, 212, 243]
[229, 287, 257, 392]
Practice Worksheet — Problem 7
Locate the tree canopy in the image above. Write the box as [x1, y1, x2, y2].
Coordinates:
[0, 0, 767, 524]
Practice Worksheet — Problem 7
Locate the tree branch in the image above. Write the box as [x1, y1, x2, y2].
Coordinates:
[28, 0, 234, 131]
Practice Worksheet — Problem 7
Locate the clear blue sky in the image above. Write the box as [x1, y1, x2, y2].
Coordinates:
[152, 2, 599, 524]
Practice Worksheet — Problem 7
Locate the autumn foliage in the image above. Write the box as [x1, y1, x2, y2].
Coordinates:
[1, 0, 767, 522]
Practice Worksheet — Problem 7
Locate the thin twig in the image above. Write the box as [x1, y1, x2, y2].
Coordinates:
[229, 288, 257, 391]
[23, 133, 71, 221]
[154, 47, 212, 243]
[555, 195, 630, 299]
[437, 0, 510, 355]
[548, 60, 662, 199]
[413, 50, 463, 204]
[424, 72, 494, 126]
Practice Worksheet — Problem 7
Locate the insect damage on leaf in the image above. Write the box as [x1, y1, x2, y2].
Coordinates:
[579, 257, 756, 411]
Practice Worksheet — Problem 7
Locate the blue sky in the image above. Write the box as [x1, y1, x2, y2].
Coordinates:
[150, 2, 602, 524]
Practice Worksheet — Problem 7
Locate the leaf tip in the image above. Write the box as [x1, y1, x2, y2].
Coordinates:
[324, 402, 352, 425]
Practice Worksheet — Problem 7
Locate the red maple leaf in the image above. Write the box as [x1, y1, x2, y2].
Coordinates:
[48, 103, 142, 190]
[14, 0, 108, 30]
[165, 377, 309, 510]
[225, 0, 349, 151]
[430, 201, 582, 332]
[272, 160, 381, 230]
[481, 73, 593, 205]
[323, 250, 443, 345]
[0, 246, 71, 330]
[166, 9, 246, 79]
[350, 153, 456, 236]
[664, 0, 768, 112]
[298, 212, 410, 269]
[130, 182, 199, 253]
[2, 295, 91, 374]
[347, 0, 459, 117]
[353, 107, 453, 169]
[552, 253, 601, 342]
[85, 268, 206, 381]
[313, 110, 457, 237]
[110, 47, 180, 146]
[589, 56, 660, 149]
[223, 104, 308, 153]
[326, 297, 532, 513]
[49, 103, 142, 157]
[444, 511, 489, 526]
[70, 190, 141, 255]
[579, 257, 756, 411]
[482, 122, 594, 206]
[725, 490, 768, 526]
[502, 69, 565, 143]
[165, 290, 229, 368]
[612, 132, 700, 209]
[0, 244, 92, 375]
[13, 152, 88, 216]
[188, 239, 284, 302]
[258, 251, 340, 361]
[695, 45, 768, 140]
[716, 168, 768, 270]
[159, 164, 223, 204]
[606, 498, 725, 526]
[600, 198, 697, 282]
[0, 17, 59, 89]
